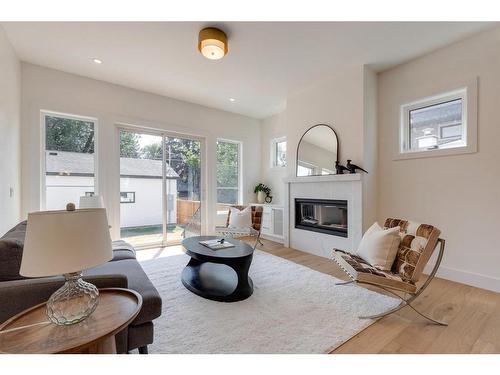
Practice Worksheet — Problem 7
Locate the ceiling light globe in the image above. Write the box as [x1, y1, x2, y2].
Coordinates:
[198, 28, 228, 60]
[201, 42, 225, 60]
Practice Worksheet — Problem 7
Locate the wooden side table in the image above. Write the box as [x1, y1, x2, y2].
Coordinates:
[0, 288, 142, 354]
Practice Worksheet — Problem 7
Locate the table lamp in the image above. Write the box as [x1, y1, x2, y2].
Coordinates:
[20, 204, 113, 325]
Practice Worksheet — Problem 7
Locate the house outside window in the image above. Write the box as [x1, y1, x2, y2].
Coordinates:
[271, 137, 287, 168]
[120, 192, 136, 203]
[398, 81, 477, 160]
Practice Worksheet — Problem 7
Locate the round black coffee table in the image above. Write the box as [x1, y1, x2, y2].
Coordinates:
[181, 236, 254, 302]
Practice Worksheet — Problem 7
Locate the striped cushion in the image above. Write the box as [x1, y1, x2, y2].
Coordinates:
[384, 218, 440, 283]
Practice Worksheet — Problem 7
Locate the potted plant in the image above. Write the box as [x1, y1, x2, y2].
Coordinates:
[254, 183, 271, 204]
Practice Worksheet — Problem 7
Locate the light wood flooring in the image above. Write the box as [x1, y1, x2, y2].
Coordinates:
[137, 238, 500, 354]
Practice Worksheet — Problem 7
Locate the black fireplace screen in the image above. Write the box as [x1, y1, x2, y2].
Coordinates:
[295, 198, 348, 237]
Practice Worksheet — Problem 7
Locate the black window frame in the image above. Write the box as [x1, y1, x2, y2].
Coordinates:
[120, 191, 136, 204]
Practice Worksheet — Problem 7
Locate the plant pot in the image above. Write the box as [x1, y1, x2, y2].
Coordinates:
[257, 191, 266, 204]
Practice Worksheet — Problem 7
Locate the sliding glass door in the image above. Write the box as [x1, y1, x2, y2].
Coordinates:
[119, 128, 202, 248]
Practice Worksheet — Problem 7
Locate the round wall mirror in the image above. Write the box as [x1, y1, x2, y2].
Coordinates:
[296, 124, 339, 177]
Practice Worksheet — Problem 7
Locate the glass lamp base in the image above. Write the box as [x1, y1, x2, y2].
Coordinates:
[46, 272, 99, 325]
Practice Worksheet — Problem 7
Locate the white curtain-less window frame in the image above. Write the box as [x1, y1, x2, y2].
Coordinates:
[40, 110, 99, 210]
[395, 78, 478, 160]
[271, 136, 287, 168]
[269, 137, 287, 168]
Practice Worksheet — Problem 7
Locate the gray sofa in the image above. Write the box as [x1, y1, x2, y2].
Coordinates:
[0, 221, 162, 354]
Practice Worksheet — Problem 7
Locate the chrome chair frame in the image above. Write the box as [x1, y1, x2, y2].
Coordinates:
[336, 238, 447, 326]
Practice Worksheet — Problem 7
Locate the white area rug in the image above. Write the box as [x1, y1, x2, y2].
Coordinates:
[140, 250, 399, 353]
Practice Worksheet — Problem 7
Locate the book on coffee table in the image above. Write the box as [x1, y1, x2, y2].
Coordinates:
[199, 239, 235, 250]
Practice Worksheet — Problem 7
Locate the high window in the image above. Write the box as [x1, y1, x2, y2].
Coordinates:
[271, 137, 287, 168]
[399, 85, 477, 158]
[42, 112, 96, 210]
[216, 140, 241, 205]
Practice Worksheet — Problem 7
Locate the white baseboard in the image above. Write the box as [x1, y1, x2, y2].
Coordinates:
[424, 263, 500, 293]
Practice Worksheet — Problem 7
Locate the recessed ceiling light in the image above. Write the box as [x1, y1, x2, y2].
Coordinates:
[229, 98, 236, 102]
[92, 58, 103, 64]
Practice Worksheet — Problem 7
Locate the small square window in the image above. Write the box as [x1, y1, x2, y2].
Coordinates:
[403, 93, 465, 154]
[85, 192, 95, 197]
[398, 84, 477, 159]
[271, 137, 286, 168]
[120, 192, 135, 203]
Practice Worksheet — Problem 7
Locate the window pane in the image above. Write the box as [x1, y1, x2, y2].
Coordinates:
[217, 188, 239, 204]
[409, 98, 463, 151]
[216, 141, 239, 204]
[275, 140, 287, 167]
[119, 131, 163, 246]
[44, 114, 95, 210]
[297, 164, 314, 176]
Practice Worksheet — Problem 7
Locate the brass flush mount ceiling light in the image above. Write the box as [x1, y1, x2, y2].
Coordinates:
[198, 27, 228, 60]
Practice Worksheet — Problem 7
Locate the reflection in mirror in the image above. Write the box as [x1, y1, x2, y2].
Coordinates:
[296, 124, 339, 176]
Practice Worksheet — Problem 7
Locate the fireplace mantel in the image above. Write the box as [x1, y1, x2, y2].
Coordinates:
[283, 173, 361, 184]
[283, 173, 363, 258]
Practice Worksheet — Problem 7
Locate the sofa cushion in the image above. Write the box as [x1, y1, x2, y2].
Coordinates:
[0, 221, 28, 281]
[0, 240, 25, 282]
[84, 259, 162, 326]
[112, 240, 136, 261]
[1, 221, 27, 241]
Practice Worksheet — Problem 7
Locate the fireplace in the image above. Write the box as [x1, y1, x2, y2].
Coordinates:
[295, 198, 348, 237]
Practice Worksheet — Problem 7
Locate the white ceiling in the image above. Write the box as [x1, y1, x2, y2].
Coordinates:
[2, 22, 495, 119]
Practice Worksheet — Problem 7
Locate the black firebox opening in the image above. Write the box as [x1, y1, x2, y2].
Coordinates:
[295, 198, 348, 237]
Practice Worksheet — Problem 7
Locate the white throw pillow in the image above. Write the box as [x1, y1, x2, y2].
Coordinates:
[356, 222, 401, 271]
[228, 206, 252, 229]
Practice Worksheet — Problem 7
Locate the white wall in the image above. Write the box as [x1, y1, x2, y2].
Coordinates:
[286, 66, 366, 176]
[279, 66, 377, 232]
[378, 26, 500, 292]
[260, 111, 287, 205]
[0, 27, 21, 235]
[362, 67, 378, 230]
[20, 63, 261, 239]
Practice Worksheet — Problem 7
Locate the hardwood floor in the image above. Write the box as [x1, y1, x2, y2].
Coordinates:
[137, 238, 500, 354]
[254, 238, 500, 354]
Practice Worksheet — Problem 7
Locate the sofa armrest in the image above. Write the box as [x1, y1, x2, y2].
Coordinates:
[0, 274, 128, 324]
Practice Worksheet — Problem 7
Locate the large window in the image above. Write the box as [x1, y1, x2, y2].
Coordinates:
[271, 137, 287, 168]
[43, 112, 96, 210]
[399, 85, 477, 158]
[216, 140, 241, 204]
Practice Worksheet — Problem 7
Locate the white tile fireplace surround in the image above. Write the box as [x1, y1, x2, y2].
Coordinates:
[283, 174, 363, 258]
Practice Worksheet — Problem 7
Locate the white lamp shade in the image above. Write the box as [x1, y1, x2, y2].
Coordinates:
[20, 208, 113, 277]
[200, 39, 225, 60]
[79, 195, 104, 209]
